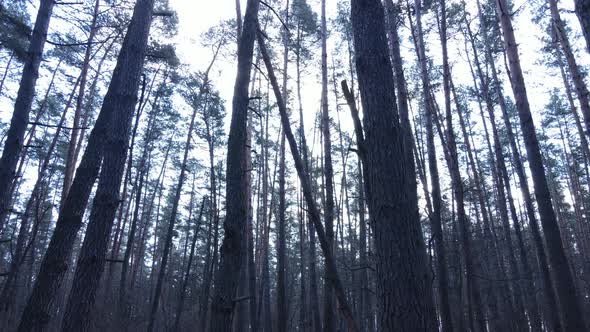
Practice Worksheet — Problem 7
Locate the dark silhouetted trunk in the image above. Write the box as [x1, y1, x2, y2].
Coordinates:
[277, 134, 287, 332]
[16, 32, 132, 332]
[495, 0, 586, 330]
[173, 197, 206, 332]
[320, 0, 336, 330]
[61, 0, 101, 207]
[295, 30, 322, 332]
[410, 0, 456, 330]
[0, 0, 54, 225]
[146, 70, 202, 332]
[209, 0, 259, 330]
[258, 28, 359, 332]
[550, 0, 590, 147]
[57, 1, 155, 330]
[350, 0, 437, 330]
[0, 75, 80, 317]
[341, 79, 373, 331]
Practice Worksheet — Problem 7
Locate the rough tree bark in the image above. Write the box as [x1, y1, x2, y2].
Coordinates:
[209, 0, 259, 330]
[58, 1, 155, 330]
[16, 5, 152, 329]
[350, 0, 437, 330]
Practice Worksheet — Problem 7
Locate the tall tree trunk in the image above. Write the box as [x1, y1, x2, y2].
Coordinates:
[209, 0, 260, 330]
[117, 78, 163, 326]
[0, 0, 54, 225]
[277, 135, 287, 332]
[198, 88, 222, 332]
[258, 28, 359, 332]
[61, 0, 101, 207]
[16, 32, 132, 332]
[298, 189, 308, 332]
[277, 2, 290, 330]
[410, 0, 456, 330]
[495, 0, 586, 330]
[173, 197, 206, 332]
[555, 45, 590, 187]
[0, 74, 81, 318]
[331, 64, 356, 331]
[295, 29, 322, 332]
[341, 80, 374, 331]
[57, 1, 155, 330]
[350, 0, 436, 330]
[146, 74, 203, 332]
[468, 5, 561, 328]
[550, 0, 590, 144]
[356, 159, 370, 332]
[5, 58, 62, 227]
[320, 0, 336, 330]
[130, 139, 170, 292]
[110, 71, 152, 263]
[244, 54, 259, 332]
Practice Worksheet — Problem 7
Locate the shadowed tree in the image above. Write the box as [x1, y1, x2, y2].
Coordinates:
[209, 0, 259, 330]
[0, 0, 54, 230]
[350, 0, 437, 330]
[495, 0, 587, 329]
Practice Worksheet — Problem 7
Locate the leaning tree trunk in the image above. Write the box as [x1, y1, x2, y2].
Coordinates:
[0, 75, 80, 319]
[295, 31, 322, 332]
[56, 1, 155, 330]
[61, 0, 101, 207]
[495, 0, 587, 330]
[341, 81, 374, 332]
[16, 37, 132, 332]
[550, 0, 590, 144]
[258, 28, 359, 332]
[209, 0, 260, 330]
[0, 0, 54, 226]
[468, 5, 558, 329]
[4, 58, 62, 232]
[350, 0, 437, 330]
[117, 79, 163, 326]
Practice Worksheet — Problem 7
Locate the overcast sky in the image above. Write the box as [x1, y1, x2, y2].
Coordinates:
[3, 0, 590, 213]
